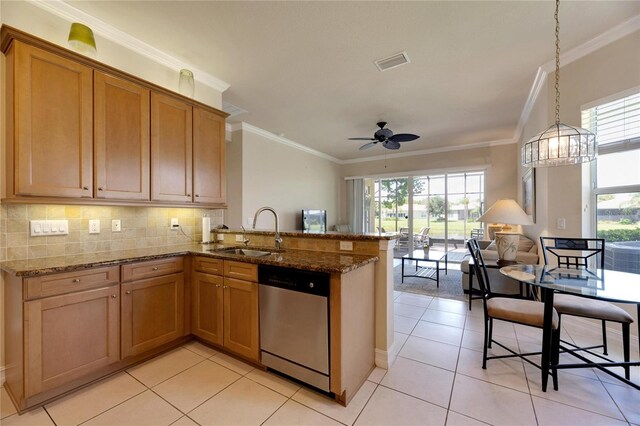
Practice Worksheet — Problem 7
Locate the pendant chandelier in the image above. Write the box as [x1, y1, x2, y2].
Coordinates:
[521, 0, 596, 168]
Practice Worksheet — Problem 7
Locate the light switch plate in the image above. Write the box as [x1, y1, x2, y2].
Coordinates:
[112, 219, 121, 232]
[557, 218, 566, 230]
[235, 234, 244, 242]
[217, 234, 225, 241]
[30, 220, 69, 237]
[339, 241, 353, 251]
[89, 219, 100, 234]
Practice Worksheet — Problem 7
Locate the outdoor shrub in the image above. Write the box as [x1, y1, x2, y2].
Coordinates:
[597, 228, 640, 242]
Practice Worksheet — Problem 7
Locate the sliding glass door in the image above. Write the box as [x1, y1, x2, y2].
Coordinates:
[364, 171, 484, 257]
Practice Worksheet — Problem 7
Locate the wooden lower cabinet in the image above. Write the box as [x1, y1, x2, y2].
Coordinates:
[121, 273, 185, 358]
[223, 277, 260, 361]
[192, 272, 224, 345]
[192, 259, 260, 362]
[24, 285, 120, 397]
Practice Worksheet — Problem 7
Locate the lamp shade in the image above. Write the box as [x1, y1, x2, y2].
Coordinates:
[478, 199, 533, 226]
[68, 23, 97, 55]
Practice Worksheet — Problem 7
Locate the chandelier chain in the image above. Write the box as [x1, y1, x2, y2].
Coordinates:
[554, 0, 561, 125]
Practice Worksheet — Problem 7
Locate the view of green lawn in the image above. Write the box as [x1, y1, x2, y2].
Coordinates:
[377, 218, 480, 238]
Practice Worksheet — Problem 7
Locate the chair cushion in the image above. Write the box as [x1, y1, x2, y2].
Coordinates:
[487, 298, 559, 329]
[554, 294, 634, 323]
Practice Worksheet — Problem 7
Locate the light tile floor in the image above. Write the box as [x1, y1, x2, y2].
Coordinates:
[2, 291, 639, 426]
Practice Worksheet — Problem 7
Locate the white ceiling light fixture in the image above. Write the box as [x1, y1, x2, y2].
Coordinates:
[522, 0, 597, 168]
[374, 51, 410, 72]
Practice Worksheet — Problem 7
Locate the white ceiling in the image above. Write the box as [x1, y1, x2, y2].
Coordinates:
[70, 1, 640, 161]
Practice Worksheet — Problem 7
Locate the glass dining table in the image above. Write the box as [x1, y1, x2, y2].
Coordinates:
[500, 264, 640, 392]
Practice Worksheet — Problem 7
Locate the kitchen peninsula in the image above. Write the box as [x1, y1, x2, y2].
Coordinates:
[1, 230, 397, 412]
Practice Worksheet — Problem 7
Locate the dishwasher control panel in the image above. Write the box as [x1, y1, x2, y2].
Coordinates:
[258, 265, 329, 297]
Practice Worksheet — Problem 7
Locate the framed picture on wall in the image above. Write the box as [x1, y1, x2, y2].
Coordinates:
[522, 168, 536, 223]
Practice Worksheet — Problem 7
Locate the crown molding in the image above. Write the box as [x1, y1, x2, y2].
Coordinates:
[515, 14, 640, 143]
[340, 138, 515, 165]
[230, 122, 342, 163]
[27, 0, 230, 93]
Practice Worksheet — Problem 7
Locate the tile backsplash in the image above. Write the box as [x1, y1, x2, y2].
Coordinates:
[0, 204, 224, 261]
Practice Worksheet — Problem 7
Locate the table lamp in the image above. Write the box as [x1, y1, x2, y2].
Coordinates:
[478, 199, 533, 261]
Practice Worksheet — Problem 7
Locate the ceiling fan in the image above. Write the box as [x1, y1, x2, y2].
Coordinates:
[349, 121, 420, 151]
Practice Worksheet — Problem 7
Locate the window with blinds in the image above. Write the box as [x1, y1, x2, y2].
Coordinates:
[582, 90, 640, 188]
[583, 90, 640, 273]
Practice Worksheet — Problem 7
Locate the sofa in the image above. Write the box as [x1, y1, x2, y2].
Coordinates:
[461, 234, 540, 295]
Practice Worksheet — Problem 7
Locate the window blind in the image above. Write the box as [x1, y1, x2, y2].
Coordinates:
[582, 91, 640, 155]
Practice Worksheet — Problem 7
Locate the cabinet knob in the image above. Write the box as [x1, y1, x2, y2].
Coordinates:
[187, 194, 191, 197]
[98, 187, 104, 191]
[83, 186, 88, 190]
[72, 278, 81, 283]
[111, 294, 117, 299]
[152, 267, 159, 271]
[216, 284, 221, 288]
[223, 286, 228, 289]
[195, 194, 200, 198]
[126, 290, 132, 295]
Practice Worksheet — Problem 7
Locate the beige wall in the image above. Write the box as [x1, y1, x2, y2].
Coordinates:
[226, 128, 343, 231]
[1, 0, 223, 109]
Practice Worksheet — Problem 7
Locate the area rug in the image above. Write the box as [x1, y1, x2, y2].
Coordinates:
[394, 265, 466, 301]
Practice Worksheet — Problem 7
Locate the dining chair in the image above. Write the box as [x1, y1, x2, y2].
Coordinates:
[540, 236, 634, 379]
[467, 239, 560, 389]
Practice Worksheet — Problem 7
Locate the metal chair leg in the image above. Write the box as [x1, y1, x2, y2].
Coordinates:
[488, 318, 493, 349]
[601, 320, 608, 355]
[551, 328, 560, 391]
[622, 322, 630, 380]
[482, 318, 489, 369]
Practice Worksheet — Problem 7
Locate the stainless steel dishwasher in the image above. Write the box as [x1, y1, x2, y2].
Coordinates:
[258, 265, 330, 392]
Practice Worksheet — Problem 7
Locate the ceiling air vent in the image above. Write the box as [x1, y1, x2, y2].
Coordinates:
[374, 51, 410, 72]
[222, 101, 248, 118]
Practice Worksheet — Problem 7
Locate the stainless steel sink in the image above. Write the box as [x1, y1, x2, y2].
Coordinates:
[211, 248, 273, 257]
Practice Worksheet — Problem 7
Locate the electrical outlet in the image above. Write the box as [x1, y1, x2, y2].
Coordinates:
[171, 218, 179, 229]
[247, 217, 253, 225]
[557, 218, 566, 230]
[217, 234, 225, 241]
[89, 219, 100, 234]
[112, 219, 121, 232]
[339, 241, 353, 251]
[235, 234, 244, 242]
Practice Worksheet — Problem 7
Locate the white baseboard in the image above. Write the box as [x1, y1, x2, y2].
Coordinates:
[375, 340, 400, 370]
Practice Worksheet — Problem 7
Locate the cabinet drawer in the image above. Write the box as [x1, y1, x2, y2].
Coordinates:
[25, 266, 120, 300]
[194, 257, 224, 275]
[223, 261, 258, 282]
[121, 257, 183, 282]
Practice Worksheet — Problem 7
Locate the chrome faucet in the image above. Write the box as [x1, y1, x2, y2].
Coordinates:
[253, 206, 282, 250]
[241, 226, 250, 247]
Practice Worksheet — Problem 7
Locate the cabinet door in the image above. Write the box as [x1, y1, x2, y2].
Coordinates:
[223, 278, 259, 361]
[121, 273, 184, 358]
[94, 72, 150, 200]
[13, 41, 93, 198]
[150, 92, 193, 202]
[192, 272, 224, 345]
[24, 286, 120, 397]
[193, 107, 226, 204]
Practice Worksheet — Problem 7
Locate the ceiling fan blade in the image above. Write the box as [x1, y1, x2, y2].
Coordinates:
[383, 140, 401, 150]
[389, 133, 420, 142]
[349, 137, 375, 141]
[359, 142, 377, 150]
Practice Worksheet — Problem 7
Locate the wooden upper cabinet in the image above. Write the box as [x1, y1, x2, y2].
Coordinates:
[151, 93, 193, 203]
[193, 108, 226, 204]
[94, 72, 150, 200]
[10, 40, 93, 198]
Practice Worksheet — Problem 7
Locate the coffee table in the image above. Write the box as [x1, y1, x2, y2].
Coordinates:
[401, 250, 448, 287]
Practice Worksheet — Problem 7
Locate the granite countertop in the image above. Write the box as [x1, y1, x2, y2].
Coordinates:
[0, 244, 379, 277]
[215, 229, 399, 240]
